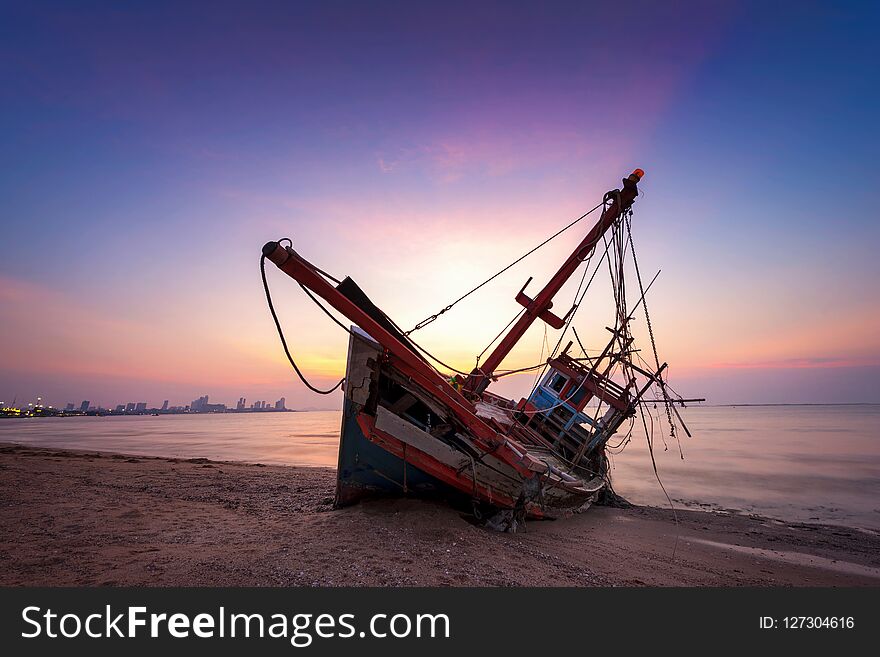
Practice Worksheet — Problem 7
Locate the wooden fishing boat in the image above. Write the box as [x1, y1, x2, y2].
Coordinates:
[261, 168, 688, 529]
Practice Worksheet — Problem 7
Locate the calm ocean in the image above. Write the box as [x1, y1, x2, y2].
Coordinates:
[2, 405, 878, 532]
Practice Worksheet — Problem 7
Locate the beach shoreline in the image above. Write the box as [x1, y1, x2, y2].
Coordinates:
[1, 442, 877, 587]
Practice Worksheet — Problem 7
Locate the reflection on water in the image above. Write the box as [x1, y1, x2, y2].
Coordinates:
[1, 405, 878, 531]
[606, 405, 880, 531]
[0, 412, 343, 468]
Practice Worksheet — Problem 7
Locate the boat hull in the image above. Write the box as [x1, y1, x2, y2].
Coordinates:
[334, 328, 607, 519]
[335, 396, 468, 507]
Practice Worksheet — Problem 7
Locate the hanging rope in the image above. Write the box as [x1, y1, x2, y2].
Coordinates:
[260, 244, 345, 395]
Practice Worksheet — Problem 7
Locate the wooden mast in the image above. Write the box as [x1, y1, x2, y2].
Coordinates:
[463, 168, 644, 395]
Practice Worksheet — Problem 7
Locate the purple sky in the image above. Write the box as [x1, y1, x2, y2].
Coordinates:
[1, 1, 878, 409]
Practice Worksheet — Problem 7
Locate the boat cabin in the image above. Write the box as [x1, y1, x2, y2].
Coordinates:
[517, 334, 645, 462]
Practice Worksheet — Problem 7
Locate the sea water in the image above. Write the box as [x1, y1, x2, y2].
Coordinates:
[1, 405, 878, 531]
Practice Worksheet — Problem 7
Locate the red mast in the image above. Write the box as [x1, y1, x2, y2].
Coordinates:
[463, 168, 644, 395]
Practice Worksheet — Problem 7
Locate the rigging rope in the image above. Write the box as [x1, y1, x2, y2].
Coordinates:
[476, 307, 526, 368]
[523, 194, 618, 402]
[625, 213, 681, 451]
[591, 212, 683, 549]
[404, 201, 605, 335]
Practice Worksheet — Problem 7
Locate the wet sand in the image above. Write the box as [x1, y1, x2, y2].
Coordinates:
[1, 443, 878, 587]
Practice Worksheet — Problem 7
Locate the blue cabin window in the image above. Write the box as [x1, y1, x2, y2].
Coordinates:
[549, 373, 567, 393]
[569, 385, 588, 408]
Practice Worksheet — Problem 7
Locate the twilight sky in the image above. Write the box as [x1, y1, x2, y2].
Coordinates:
[1, 1, 878, 409]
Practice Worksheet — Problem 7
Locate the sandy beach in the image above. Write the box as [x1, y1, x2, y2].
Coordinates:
[1, 442, 877, 587]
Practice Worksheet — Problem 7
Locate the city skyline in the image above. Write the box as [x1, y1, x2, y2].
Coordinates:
[1, 2, 878, 407]
[2, 393, 297, 414]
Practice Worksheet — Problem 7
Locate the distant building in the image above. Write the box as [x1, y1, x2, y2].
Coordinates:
[135, 402, 147, 412]
[236, 397, 246, 410]
[188, 396, 226, 413]
[79, 400, 90, 412]
[161, 400, 169, 411]
[125, 402, 135, 412]
[115, 404, 125, 413]
[65, 403, 74, 411]
[275, 397, 286, 410]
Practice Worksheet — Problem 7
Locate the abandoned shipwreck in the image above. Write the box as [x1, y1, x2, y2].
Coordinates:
[261, 168, 691, 528]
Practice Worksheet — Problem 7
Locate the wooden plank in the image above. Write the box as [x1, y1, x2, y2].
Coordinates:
[344, 330, 381, 407]
[375, 406, 470, 470]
